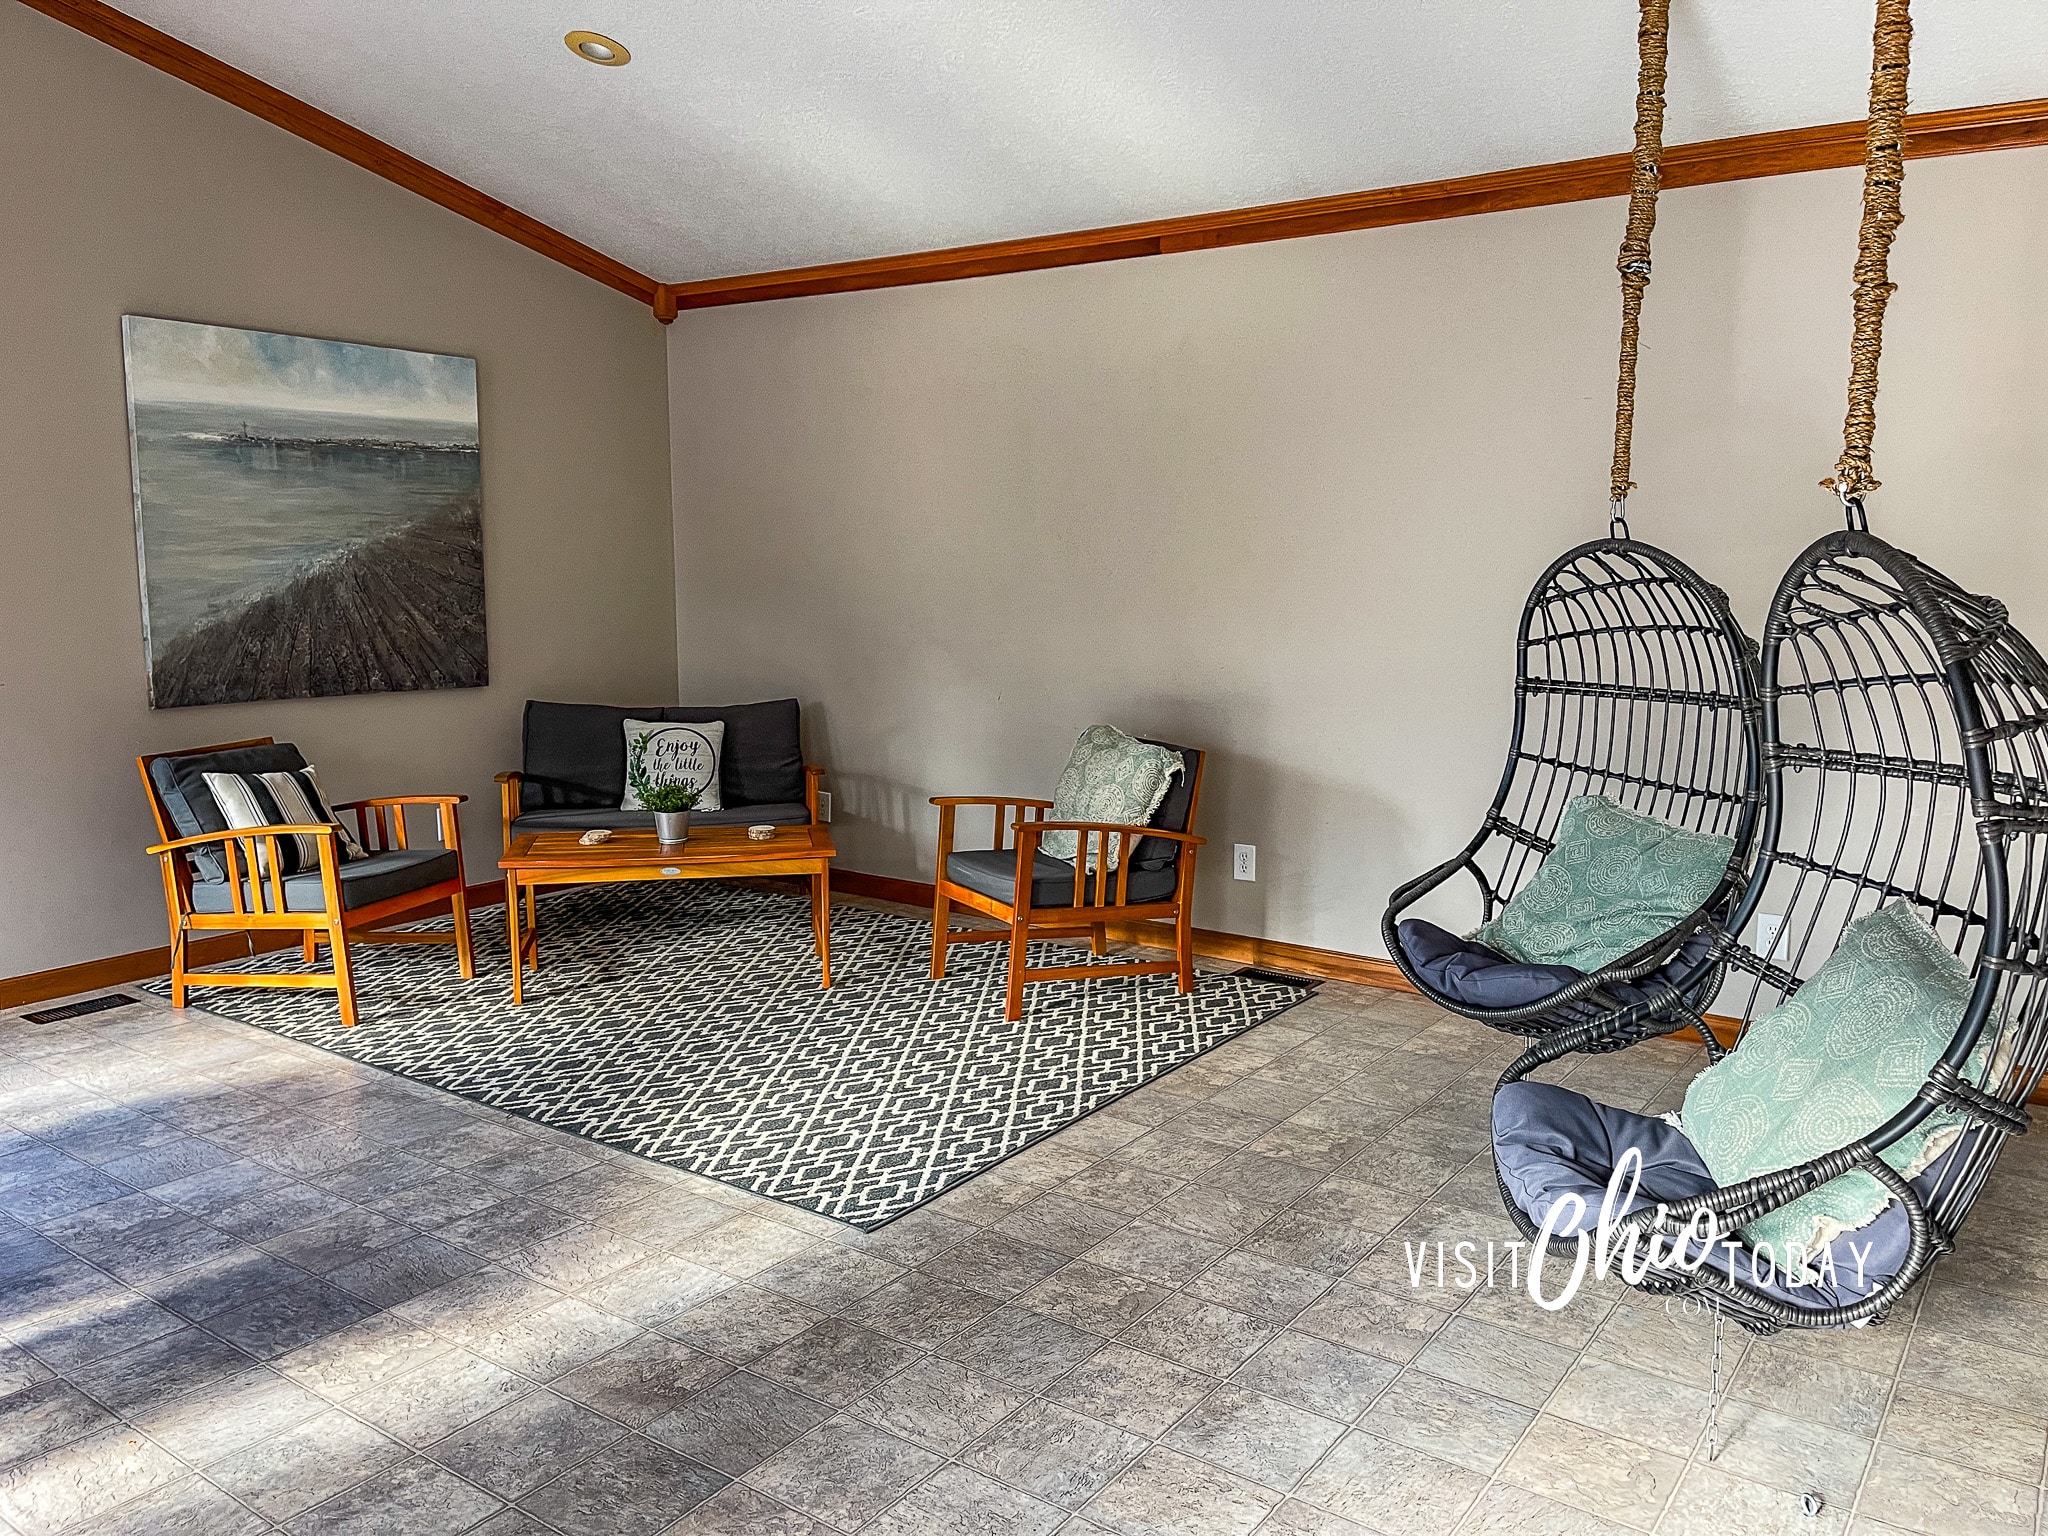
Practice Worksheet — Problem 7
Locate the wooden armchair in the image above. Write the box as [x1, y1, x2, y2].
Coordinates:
[140, 738, 474, 1029]
[931, 743, 1206, 1020]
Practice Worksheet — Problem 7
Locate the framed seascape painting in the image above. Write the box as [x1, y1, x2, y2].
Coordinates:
[122, 316, 487, 709]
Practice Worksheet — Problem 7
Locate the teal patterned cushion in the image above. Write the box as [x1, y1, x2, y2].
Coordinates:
[1681, 900, 1984, 1278]
[1477, 795, 1735, 973]
[1042, 726, 1182, 871]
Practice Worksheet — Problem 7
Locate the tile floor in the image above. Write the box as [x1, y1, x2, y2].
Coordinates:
[2, 906, 2046, 1535]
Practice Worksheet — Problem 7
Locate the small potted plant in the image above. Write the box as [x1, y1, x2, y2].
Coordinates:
[628, 734, 700, 845]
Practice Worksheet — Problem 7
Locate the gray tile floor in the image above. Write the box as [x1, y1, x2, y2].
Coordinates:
[3, 904, 2047, 1535]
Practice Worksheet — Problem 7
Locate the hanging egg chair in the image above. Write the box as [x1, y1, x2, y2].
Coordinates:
[1382, 0, 1764, 1055]
[1489, 0, 2048, 1343]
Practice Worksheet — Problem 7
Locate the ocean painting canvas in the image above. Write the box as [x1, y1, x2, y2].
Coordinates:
[122, 316, 487, 709]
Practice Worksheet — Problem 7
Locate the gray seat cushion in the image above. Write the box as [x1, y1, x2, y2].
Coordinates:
[510, 803, 812, 834]
[520, 699, 805, 811]
[190, 847, 459, 915]
[947, 848, 1178, 909]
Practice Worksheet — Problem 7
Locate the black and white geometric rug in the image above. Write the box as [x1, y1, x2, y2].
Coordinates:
[147, 884, 1311, 1228]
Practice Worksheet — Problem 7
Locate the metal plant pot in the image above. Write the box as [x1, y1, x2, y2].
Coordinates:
[654, 809, 691, 845]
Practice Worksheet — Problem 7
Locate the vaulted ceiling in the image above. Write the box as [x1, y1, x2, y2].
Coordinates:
[105, 1, 2048, 284]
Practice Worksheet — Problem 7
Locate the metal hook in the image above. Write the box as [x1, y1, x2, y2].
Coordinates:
[1838, 485, 1869, 533]
[1610, 496, 1632, 541]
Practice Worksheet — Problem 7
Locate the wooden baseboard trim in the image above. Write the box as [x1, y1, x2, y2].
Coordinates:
[834, 867, 1405, 991]
[663, 96, 2048, 310]
[16, 871, 2039, 1108]
[0, 878, 508, 1010]
[833, 869, 1780, 1061]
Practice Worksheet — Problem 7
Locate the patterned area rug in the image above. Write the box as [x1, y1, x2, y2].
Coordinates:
[146, 884, 1310, 1228]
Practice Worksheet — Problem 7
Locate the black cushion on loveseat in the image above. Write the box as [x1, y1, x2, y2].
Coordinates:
[150, 742, 311, 882]
[510, 804, 811, 834]
[519, 699, 806, 812]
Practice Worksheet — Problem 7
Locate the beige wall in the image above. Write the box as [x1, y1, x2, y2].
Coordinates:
[669, 145, 2048, 958]
[0, 6, 677, 978]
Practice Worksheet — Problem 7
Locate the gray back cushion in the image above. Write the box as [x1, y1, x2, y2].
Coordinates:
[1133, 740, 1201, 871]
[521, 699, 804, 811]
[149, 742, 310, 881]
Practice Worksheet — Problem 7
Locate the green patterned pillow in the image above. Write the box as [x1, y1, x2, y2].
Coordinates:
[1681, 900, 1985, 1279]
[1477, 795, 1735, 972]
[1042, 725, 1182, 871]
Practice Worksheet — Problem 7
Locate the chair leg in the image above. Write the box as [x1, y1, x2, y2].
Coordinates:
[301, 930, 316, 963]
[1175, 906, 1196, 994]
[169, 928, 188, 1010]
[1091, 923, 1108, 956]
[930, 889, 952, 979]
[1005, 915, 1031, 1021]
[450, 886, 475, 980]
[330, 923, 361, 1028]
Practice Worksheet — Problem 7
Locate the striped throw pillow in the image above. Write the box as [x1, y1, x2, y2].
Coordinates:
[202, 767, 368, 877]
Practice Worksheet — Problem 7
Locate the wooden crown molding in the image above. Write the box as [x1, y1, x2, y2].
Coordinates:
[19, 1, 2048, 321]
[21, 0, 660, 309]
[664, 95, 2048, 312]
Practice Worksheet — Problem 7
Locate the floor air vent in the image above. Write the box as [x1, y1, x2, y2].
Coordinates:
[20, 993, 136, 1025]
[1233, 966, 1322, 990]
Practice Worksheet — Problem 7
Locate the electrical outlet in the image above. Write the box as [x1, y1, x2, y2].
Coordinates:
[817, 790, 833, 823]
[1233, 844, 1256, 882]
[1755, 913, 1787, 961]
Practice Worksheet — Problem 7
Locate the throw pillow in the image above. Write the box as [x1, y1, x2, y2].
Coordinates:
[201, 767, 369, 877]
[1042, 725, 1182, 870]
[1680, 899, 1988, 1280]
[1477, 795, 1735, 973]
[621, 718, 725, 812]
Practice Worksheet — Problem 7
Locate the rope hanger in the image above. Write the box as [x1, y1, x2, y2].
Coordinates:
[1608, 0, 1671, 540]
[1825, 0, 1913, 525]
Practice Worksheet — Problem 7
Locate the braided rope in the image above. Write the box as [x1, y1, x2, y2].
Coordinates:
[1825, 0, 1912, 502]
[1609, 0, 1672, 511]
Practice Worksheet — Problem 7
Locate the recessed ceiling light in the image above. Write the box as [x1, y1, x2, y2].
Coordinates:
[564, 30, 629, 66]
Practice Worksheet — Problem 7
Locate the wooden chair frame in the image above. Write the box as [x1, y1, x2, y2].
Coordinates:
[493, 763, 828, 852]
[930, 756, 1207, 1020]
[140, 738, 474, 1028]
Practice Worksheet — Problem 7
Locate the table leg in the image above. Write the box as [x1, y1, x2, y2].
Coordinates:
[812, 868, 833, 989]
[506, 873, 523, 1006]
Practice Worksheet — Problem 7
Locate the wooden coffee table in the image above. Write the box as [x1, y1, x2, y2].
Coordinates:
[498, 823, 837, 1004]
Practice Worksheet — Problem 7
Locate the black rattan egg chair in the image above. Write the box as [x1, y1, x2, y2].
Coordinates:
[1381, 0, 1765, 1055]
[1490, 0, 2048, 1344]
[1495, 527, 2048, 1334]
[1383, 538, 1762, 1049]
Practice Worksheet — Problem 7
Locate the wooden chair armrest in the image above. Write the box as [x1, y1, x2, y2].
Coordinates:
[493, 771, 523, 786]
[149, 825, 338, 857]
[332, 794, 468, 810]
[933, 795, 1055, 861]
[332, 795, 466, 856]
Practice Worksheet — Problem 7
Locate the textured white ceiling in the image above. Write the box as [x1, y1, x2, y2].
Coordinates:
[110, 1, 2048, 284]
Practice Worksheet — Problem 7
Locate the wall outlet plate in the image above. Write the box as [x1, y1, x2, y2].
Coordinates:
[1233, 844, 1256, 881]
[817, 790, 833, 823]
[1755, 913, 1788, 961]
